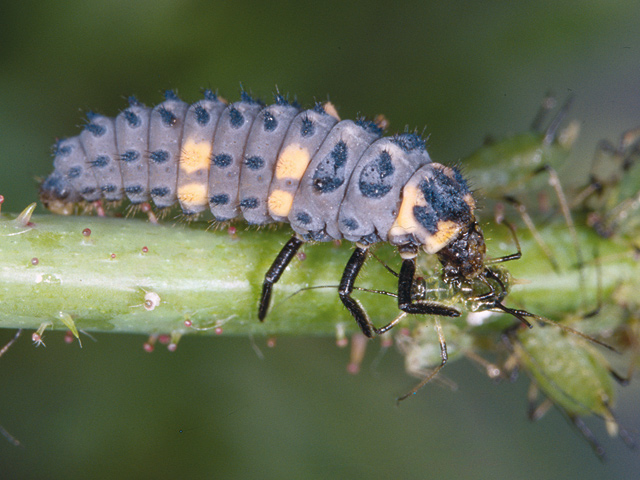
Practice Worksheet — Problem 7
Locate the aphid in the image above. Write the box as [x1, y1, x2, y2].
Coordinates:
[40, 88, 534, 338]
[578, 126, 640, 240]
[503, 325, 635, 460]
[282, 247, 521, 397]
[462, 95, 579, 201]
[462, 96, 583, 273]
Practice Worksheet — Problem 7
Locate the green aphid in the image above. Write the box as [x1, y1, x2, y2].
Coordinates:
[398, 321, 470, 378]
[462, 97, 579, 202]
[582, 127, 640, 240]
[511, 325, 634, 460]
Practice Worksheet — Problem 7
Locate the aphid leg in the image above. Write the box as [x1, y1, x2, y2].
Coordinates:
[504, 196, 560, 272]
[368, 249, 399, 277]
[0, 329, 22, 358]
[258, 235, 304, 321]
[606, 407, 637, 449]
[397, 317, 448, 403]
[568, 414, 606, 461]
[596, 400, 637, 449]
[464, 349, 503, 381]
[526, 383, 553, 421]
[338, 246, 377, 337]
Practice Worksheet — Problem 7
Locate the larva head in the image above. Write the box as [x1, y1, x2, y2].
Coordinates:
[389, 163, 483, 263]
[389, 162, 490, 287]
[39, 171, 78, 215]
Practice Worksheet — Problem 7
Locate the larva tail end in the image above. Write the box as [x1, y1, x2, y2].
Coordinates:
[39, 173, 77, 215]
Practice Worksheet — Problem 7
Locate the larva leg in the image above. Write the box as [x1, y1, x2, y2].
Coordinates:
[258, 236, 304, 321]
[397, 258, 460, 318]
[338, 246, 377, 338]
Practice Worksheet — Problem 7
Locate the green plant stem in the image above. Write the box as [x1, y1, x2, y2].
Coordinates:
[0, 208, 637, 337]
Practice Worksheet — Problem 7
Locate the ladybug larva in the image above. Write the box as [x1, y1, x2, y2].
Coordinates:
[40, 88, 533, 337]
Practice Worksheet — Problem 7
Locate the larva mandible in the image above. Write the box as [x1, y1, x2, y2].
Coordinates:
[40, 89, 534, 337]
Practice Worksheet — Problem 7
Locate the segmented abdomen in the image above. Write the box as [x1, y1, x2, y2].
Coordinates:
[41, 89, 471, 246]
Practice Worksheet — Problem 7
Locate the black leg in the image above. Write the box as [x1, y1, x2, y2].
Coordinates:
[258, 236, 304, 321]
[398, 258, 460, 317]
[338, 247, 377, 338]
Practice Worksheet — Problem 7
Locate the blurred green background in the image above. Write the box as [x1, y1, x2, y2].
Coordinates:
[1, 1, 639, 478]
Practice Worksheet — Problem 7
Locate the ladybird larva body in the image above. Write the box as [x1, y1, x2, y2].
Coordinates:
[177, 91, 226, 215]
[208, 92, 264, 221]
[41, 87, 530, 339]
[266, 103, 338, 224]
[115, 97, 152, 206]
[148, 91, 190, 209]
[239, 95, 300, 225]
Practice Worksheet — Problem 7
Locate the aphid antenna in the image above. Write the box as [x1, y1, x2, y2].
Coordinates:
[528, 313, 617, 353]
[491, 301, 533, 329]
[368, 249, 400, 277]
[540, 164, 586, 293]
[273, 284, 397, 313]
